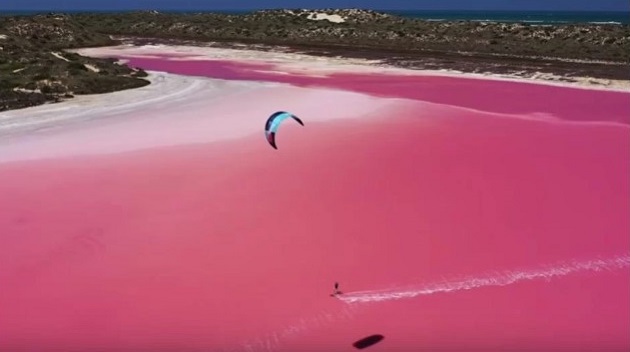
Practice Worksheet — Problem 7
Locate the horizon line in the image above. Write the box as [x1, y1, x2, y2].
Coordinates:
[1, 8, 629, 12]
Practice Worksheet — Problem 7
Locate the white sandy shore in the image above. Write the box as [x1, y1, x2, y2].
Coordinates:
[76, 44, 630, 92]
[0, 70, 417, 163]
[0, 71, 242, 137]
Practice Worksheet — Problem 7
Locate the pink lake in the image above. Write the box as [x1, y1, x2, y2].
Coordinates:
[0, 53, 629, 352]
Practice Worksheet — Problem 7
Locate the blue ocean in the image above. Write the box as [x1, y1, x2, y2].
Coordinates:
[1, 9, 628, 25]
[385, 10, 629, 25]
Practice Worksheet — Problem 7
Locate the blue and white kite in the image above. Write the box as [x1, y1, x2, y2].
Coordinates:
[264, 111, 304, 149]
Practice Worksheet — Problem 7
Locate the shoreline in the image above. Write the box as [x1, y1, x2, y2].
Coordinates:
[2, 9, 628, 113]
[77, 40, 630, 92]
[0, 70, 287, 144]
[2, 42, 628, 145]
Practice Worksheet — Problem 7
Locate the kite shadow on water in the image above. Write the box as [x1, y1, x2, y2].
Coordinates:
[353, 334, 385, 349]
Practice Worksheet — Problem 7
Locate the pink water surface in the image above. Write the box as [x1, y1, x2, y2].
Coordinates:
[1, 57, 629, 352]
[120, 56, 630, 125]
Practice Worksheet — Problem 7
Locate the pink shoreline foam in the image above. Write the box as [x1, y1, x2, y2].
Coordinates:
[1, 55, 629, 351]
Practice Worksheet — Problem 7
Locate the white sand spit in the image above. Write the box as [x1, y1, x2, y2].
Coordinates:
[50, 52, 70, 62]
[84, 63, 100, 72]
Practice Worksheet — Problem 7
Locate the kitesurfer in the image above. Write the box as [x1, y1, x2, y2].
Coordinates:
[332, 282, 342, 296]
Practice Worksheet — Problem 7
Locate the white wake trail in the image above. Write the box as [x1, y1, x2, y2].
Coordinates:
[338, 254, 630, 304]
[230, 254, 629, 351]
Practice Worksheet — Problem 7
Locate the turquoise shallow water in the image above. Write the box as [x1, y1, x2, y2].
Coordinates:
[1, 9, 628, 24]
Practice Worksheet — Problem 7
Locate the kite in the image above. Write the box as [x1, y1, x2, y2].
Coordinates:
[264, 111, 304, 149]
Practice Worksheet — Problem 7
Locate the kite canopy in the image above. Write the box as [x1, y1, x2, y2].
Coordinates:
[264, 111, 304, 149]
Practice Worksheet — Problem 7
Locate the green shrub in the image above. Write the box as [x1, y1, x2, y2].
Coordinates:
[0, 79, 18, 90]
[34, 72, 51, 80]
[67, 61, 87, 71]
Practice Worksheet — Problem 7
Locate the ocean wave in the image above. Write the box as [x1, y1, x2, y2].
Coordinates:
[522, 20, 569, 23]
[411, 16, 626, 25]
[589, 21, 623, 25]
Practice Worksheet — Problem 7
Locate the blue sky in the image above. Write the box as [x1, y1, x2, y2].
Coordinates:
[1, 0, 628, 11]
